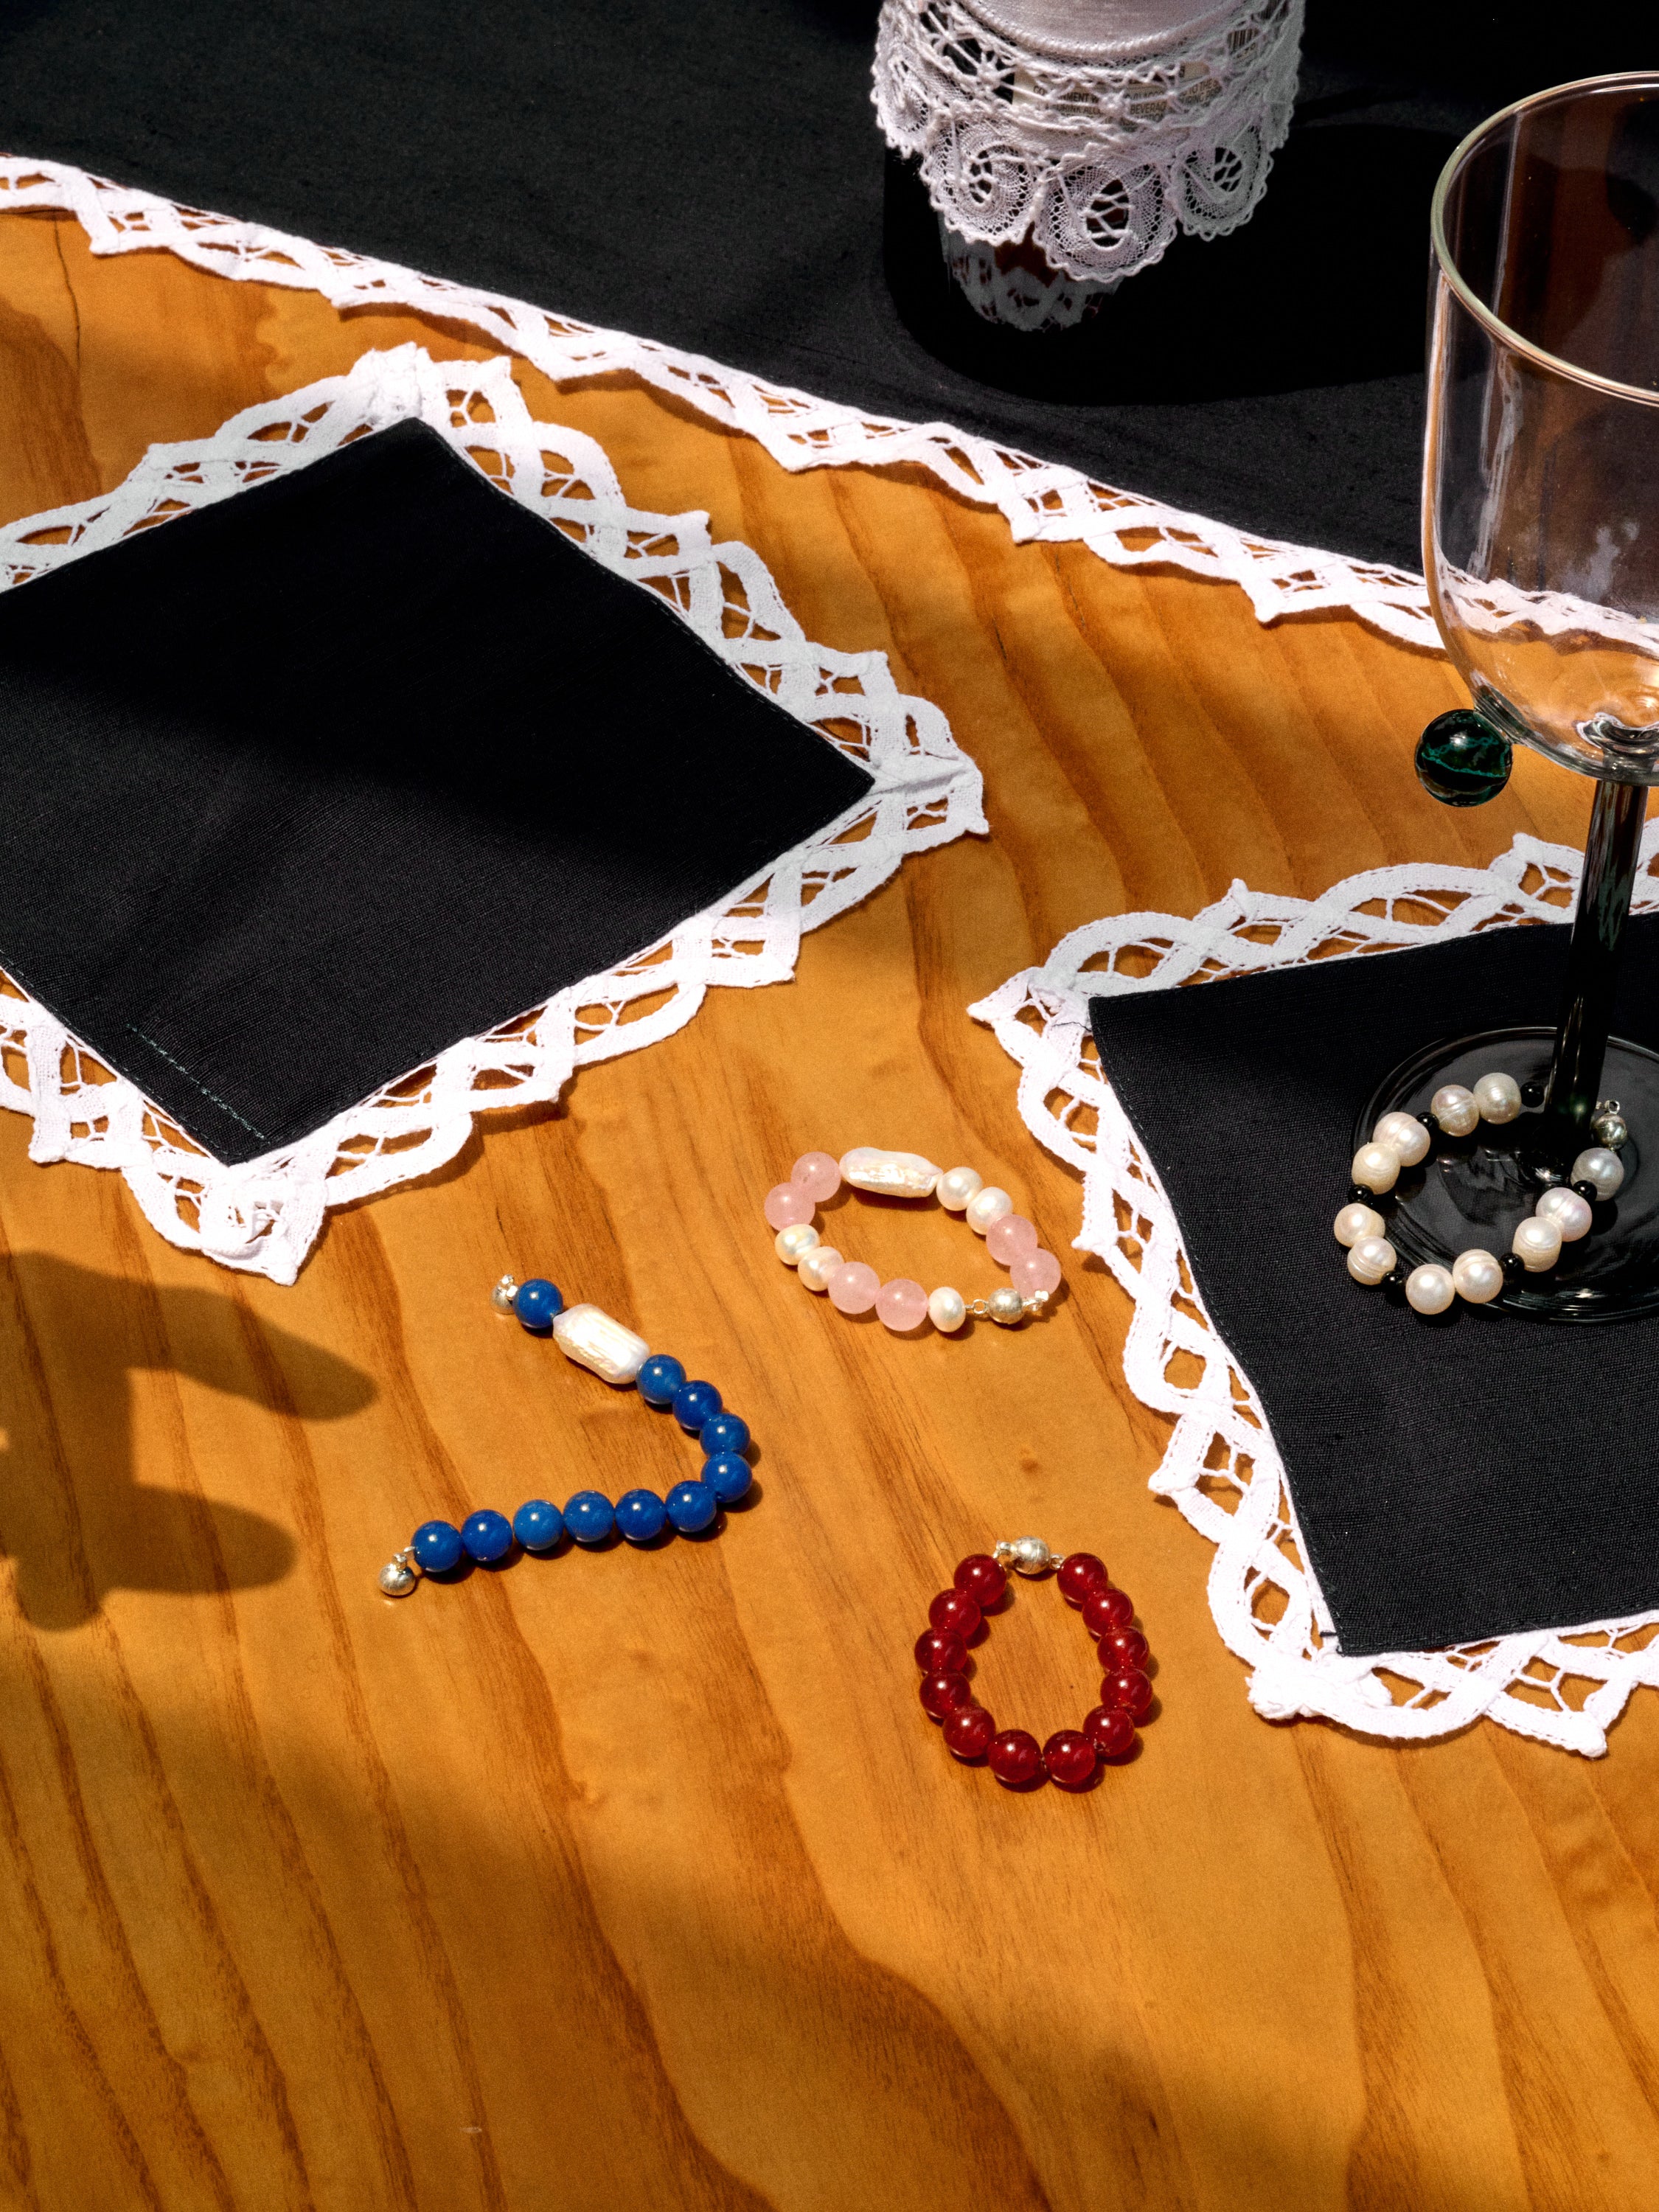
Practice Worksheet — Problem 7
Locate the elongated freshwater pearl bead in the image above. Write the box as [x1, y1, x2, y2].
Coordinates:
[928, 1285, 967, 1332]
[774, 1222, 820, 1265]
[1430, 1083, 1479, 1136]
[1473, 1072, 1523, 1123]
[1451, 1248, 1503, 1303]
[1351, 1143, 1400, 1195]
[986, 1212, 1038, 1263]
[798, 1244, 843, 1292]
[1512, 1214, 1563, 1271]
[1373, 1110, 1430, 1166]
[1535, 1186, 1593, 1240]
[1405, 1264, 1455, 1315]
[838, 1147, 941, 1198]
[936, 1166, 983, 1211]
[1346, 1234, 1396, 1285]
[552, 1304, 650, 1385]
[964, 1186, 1013, 1235]
[1334, 1202, 1385, 1248]
[1571, 1146, 1625, 1197]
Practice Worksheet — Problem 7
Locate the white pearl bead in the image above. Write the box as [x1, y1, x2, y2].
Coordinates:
[1473, 1071, 1523, 1124]
[936, 1166, 984, 1212]
[798, 1243, 844, 1293]
[1571, 1146, 1626, 1198]
[1373, 1111, 1430, 1166]
[1431, 1084, 1480, 1137]
[928, 1285, 967, 1332]
[1405, 1263, 1455, 1315]
[1512, 1214, 1563, 1272]
[964, 1185, 1014, 1234]
[775, 1222, 820, 1265]
[1535, 1186, 1593, 1241]
[838, 1146, 942, 1198]
[1351, 1143, 1400, 1195]
[1346, 1234, 1397, 1285]
[1452, 1248, 1503, 1303]
[552, 1303, 650, 1384]
[1334, 1202, 1385, 1248]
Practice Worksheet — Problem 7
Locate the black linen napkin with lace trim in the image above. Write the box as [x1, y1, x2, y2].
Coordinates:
[1091, 913, 1659, 1655]
[0, 418, 872, 1164]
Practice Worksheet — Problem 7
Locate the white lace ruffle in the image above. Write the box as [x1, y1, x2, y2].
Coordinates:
[0, 158, 1439, 650]
[0, 344, 985, 1283]
[971, 831, 1659, 1756]
[872, 0, 1304, 285]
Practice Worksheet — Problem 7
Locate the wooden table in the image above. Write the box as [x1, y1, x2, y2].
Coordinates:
[2, 206, 1654, 2212]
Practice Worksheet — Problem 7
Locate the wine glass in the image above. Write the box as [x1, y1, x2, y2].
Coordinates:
[1374, 72, 1659, 1319]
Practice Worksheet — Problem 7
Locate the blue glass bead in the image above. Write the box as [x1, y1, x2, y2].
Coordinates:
[514, 1277, 564, 1330]
[616, 1489, 669, 1543]
[412, 1519, 464, 1573]
[1414, 709, 1512, 807]
[700, 1413, 751, 1458]
[665, 1479, 718, 1534]
[513, 1499, 563, 1552]
[564, 1490, 616, 1545]
[462, 1509, 513, 1562]
[672, 1380, 722, 1433]
[637, 1354, 686, 1408]
[703, 1453, 752, 1505]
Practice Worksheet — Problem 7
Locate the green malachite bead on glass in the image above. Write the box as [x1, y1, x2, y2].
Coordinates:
[1414, 709, 1513, 806]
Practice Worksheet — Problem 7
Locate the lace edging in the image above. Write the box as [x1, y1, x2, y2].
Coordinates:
[0, 344, 986, 1283]
[0, 156, 1438, 650]
[970, 834, 1659, 1755]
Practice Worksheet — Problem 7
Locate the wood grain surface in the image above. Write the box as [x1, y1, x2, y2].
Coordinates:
[1, 206, 1655, 2212]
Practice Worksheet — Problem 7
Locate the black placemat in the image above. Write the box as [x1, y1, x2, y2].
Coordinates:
[0, 417, 872, 1164]
[1091, 913, 1659, 1655]
[0, 6, 1644, 575]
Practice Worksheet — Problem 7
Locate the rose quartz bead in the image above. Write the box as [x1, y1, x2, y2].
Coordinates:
[1010, 1248, 1062, 1296]
[827, 1261, 880, 1314]
[764, 1183, 815, 1231]
[790, 1151, 841, 1202]
[875, 1277, 929, 1332]
[986, 1213, 1039, 1264]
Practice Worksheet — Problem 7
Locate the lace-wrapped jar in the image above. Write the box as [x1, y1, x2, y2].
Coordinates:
[873, 0, 1304, 330]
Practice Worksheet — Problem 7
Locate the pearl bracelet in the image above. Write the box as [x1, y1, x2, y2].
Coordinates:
[1338, 1077, 1629, 1311]
[764, 1147, 1062, 1332]
[917, 1540, 1154, 1787]
[375, 1271, 754, 1595]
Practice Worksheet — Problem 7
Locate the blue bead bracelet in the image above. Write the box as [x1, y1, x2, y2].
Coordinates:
[377, 1272, 754, 1596]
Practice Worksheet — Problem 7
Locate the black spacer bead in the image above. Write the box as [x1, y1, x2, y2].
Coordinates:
[1521, 1082, 1545, 1109]
[1573, 1181, 1599, 1204]
[1385, 1265, 1409, 1290]
[1501, 1252, 1526, 1277]
[1419, 1110, 1439, 1133]
[1348, 1184, 1373, 1206]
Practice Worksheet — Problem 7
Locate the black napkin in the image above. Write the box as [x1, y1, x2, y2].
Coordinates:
[0, 419, 872, 1162]
[1091, 914, 1659, 1655]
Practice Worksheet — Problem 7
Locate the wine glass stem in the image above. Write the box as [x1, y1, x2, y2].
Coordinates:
[1545, 777, 1649, 1144]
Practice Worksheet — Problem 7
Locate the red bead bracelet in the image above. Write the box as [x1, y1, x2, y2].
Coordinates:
[915, 1538, 1155, 1787]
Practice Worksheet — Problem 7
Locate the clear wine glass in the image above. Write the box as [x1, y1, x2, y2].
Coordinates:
[1371, 72, 1659, 1319]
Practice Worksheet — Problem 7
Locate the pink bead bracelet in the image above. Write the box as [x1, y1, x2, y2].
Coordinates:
[763, 1147, 1062, 1332]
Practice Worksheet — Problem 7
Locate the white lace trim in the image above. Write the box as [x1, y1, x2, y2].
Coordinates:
[872, 0, 1304, 283]
[0, 157, 1439, 650]
[0, 344, 985, 1284]
[971, 831, 1659, 1756]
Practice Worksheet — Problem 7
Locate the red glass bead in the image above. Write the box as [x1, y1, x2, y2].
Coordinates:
[919, 1672, 973, 1719]
[942, 1705, 997, 1761]
[1084, 1705, 1137, 1759]
[1057, 1551, 1108, 1604]
[928, 1588, 983, 1639]
[1042, 1731, 1097, 1787]
[987, 1728, 1043, 1785]
[1082, 1585, 1135, 1637]
[914, 1627, 968, 1674]
[1101, 1668, 1154, 1717]
[954, 1554, 1006, 1609]
[1099, 1627, 1150, 1672]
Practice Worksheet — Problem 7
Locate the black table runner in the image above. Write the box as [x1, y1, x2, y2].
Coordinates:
[1092, 913, 1659, 1655]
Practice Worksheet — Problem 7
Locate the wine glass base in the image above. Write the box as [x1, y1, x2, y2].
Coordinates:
[1356, 1027, 1659, 1322]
